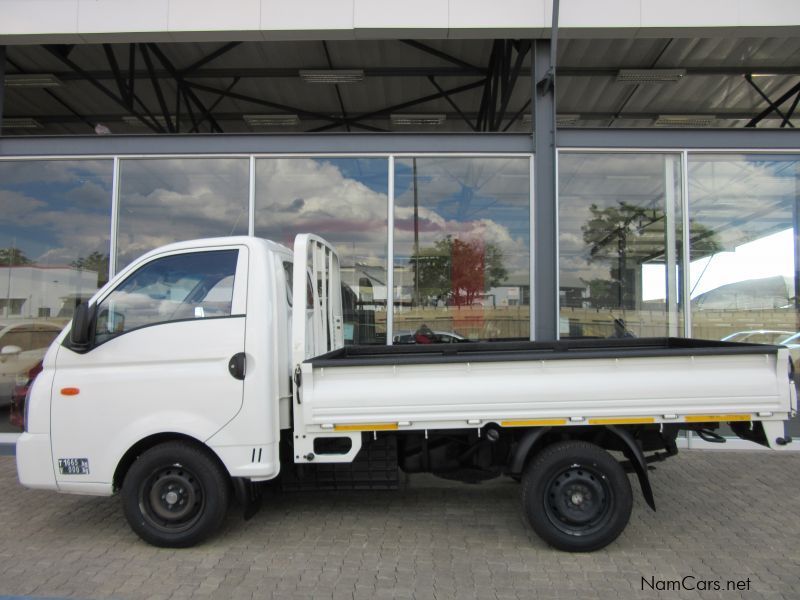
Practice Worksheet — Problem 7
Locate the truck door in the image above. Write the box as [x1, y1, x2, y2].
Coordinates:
[50, 245, 248, 487]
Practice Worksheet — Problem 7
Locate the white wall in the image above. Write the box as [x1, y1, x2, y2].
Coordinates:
[0, 0, 798, 44]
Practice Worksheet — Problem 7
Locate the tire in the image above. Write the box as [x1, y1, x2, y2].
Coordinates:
[121, 441, 230, 548]
[521, 440, 632, 552]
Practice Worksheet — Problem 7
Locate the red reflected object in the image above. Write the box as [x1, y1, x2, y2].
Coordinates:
[9, 360, 43, 431]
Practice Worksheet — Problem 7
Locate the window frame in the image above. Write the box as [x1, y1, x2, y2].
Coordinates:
[73, 244, 249, 351]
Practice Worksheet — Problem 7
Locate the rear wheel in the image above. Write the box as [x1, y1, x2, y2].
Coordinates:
[521, 440, 632, 552]
[122, 441, 230, 547]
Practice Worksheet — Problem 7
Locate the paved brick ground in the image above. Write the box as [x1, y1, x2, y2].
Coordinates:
[0, 450, 798, 600]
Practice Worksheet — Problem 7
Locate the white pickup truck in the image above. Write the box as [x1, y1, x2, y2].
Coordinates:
[16, 235, 797, 552]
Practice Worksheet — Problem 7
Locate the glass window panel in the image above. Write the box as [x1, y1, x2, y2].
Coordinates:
[254, 158, 389, 344]
[0, 159, 113, 432]
[558, 153, 684, 339]
[687, 154, 800, 438]
[688, 154, 798, 338]
[116, 158, 249, 271]
[393, 157, 530, 342]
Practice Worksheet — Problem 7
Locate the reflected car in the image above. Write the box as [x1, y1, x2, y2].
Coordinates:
[9, 359, 43, 431]
[393, 330, 468, 344]
[0, 321, 62, 407]
[722, 330, 800, 367]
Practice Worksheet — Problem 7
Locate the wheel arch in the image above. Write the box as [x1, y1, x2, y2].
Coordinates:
[508, 424, 656, 511]
[113, 432, 229, 492]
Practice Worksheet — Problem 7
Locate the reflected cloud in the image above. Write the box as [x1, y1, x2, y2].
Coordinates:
[0, 161, 112, 265]
[254, 158, 388, 265]
[116, 158, 249, 268]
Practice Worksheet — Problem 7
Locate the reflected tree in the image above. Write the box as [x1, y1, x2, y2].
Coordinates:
[0, 247, 32, 266]
[410, 235, 508, 306]
[581, 202, 719, 309]
[71, 251, 110, 287]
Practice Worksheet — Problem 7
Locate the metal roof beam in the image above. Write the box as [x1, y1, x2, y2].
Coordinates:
[32, 66, 486, 81]
[745, 74, 795, 128]
[427, 75, 476, 131]
[781, 89, 800, 128]
[102, 44, 130, 109]
[11, 65, 800, 82]
[399, 40, 482, 72]
[182, 42, 242, 75]
[322, 41, 350, 133]
[502, 98, 531, 132]
[10, 110, 797, 126]
[309, 77, 487, 133]
[139, 44, 175, 133]
[182, 79, 347, 126]
[747, 80, 800, 127]
[494, 40, 530, 130]
[188, 77, 239, 133]
[43, 44, 164, 133]
[146, 43, 223, 133]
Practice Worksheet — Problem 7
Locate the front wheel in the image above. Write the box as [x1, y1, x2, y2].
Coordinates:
[521, 440, 632, 552]
[122, 441, 230, 547]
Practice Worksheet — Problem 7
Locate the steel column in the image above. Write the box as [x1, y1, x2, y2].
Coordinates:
[386, 155, 396, 345]
[0, 46, 5, 136]
[109, 156, 121, 277]
[664, 157, 678, 337]
[533, 38, 558, 341]
[795, 162, 800, 333]
[680, 151, 692, 338]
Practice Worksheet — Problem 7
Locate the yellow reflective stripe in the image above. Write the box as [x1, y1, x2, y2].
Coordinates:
[501, 419, 568, 427]
[684, 414, 751, 422]
[588, 417, 656, 425]
[334, 423, 399, 431]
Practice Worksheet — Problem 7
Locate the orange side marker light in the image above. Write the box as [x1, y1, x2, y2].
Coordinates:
[60, 387, 80, 396]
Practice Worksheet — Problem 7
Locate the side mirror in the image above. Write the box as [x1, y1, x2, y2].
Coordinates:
[70, 303, 94, 349]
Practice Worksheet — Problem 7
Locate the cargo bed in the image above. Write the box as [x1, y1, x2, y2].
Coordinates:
[295, 336, 794, 448]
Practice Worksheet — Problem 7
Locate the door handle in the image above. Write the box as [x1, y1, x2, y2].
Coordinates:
[228, 352, 246, 380]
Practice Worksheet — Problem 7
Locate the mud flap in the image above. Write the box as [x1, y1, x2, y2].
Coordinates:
[608, 426, 656, 511]
[232, 477, 262, 520]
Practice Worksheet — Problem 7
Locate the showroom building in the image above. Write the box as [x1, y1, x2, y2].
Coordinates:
[0, 1, 799, 443]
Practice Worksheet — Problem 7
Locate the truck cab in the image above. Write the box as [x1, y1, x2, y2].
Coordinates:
[17, 237, 299, 538]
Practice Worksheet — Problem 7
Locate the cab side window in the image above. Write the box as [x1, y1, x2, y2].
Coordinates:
[94, 250, 238, 345]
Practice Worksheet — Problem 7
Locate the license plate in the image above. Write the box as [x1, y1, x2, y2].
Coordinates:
[58, 458, 90, 475]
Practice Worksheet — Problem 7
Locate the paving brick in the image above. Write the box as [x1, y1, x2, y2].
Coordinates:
[1, 451, 799, 599]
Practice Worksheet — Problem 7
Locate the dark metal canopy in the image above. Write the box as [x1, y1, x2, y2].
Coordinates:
[1, 36, 800, 135]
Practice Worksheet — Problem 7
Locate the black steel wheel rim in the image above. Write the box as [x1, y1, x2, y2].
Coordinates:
[138, 463, 205, 534]
[543, 463, 613, 537]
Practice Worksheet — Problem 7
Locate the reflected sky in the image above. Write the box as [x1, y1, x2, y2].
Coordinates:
[394, 157, 531, 281]
[688, 155, 799, 300]
[116, 158, 249, 270]
[254, 157, 389, 268]
[558, 153, 681, 293]
[0, 160, 113, 266]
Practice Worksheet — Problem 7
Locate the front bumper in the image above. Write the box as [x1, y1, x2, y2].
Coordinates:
[16, 433, 57, 490]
